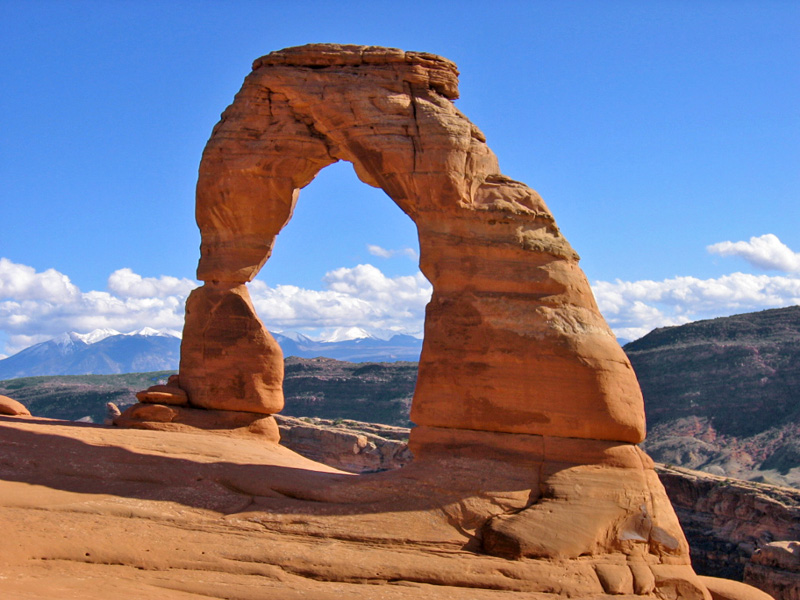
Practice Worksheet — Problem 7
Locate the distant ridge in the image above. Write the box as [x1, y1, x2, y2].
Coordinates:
[0, 327, 423, 379]
[625, 305, 800, 487]
[0, 329, 182, 379]
[272, 331, 422, 363]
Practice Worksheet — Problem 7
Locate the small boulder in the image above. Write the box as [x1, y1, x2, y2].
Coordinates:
[104, 402, 122, 425]
[0, 394, 31, 416]
[136, 384, 189, 406]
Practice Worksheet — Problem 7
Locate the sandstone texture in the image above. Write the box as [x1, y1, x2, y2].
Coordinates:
[699, 576, 776, 600]
[0, 394, 30, 416]
[182, 42, 645, 442]
[275, 415, 796, 599]
[0, 416, 712, 600]
[106, 43, 762, 597]
[180, 284, 284, 414]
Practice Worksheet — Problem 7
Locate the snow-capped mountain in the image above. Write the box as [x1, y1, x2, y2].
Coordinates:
[126, 327, 182, 338]
[271, 330, 422, 363]
[71, 328, 122, 344]
[322, 327, 375, 343]
[0, 329, 182, 380]
[0, 326, 423, 380]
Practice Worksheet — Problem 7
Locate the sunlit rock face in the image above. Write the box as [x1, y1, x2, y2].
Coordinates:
[185, 43, 644, 444]
[159, 44, 742, 597]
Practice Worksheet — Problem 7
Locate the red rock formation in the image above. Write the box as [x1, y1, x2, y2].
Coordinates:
[186, 43, 644, 443]
[113, 43, 771, 598]
[657, 463, 800, 586]
[745, 541, 800, 600]
[0, 394, 30, 416]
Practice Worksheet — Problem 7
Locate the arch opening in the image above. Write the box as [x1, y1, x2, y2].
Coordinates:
[254, 159, 426, 332]
[177, 43, 647, 446]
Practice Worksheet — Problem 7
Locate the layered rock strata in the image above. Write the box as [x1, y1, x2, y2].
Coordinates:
[183, 43, 644, 442]
[745, 541, 800, 600]
[115, 43, 766, 598]
[274, 415, 412, 473]
[658, 464, 800, 599]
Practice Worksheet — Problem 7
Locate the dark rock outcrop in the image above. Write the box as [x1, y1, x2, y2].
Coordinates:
[657, 464, 800, 597]
[627, 306, 800, 488]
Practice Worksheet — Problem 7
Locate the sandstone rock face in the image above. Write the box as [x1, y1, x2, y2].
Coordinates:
[179, 283, 283, 414]
[0, 394, 30, 416]
[185, 43, 644, 442]
[114, 403, 281, 443]
[151, 43, 751, 598]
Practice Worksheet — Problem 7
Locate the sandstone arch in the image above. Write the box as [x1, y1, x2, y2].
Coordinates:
[180, 43, 645, 444]
[114, 45, 726, 593]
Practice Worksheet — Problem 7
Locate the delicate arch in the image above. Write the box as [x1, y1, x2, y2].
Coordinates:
[179, 44, 645, 444]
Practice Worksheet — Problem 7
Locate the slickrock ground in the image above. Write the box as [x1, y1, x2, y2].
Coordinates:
[2, 414, 718, 600]
[272, 417, 800, 599]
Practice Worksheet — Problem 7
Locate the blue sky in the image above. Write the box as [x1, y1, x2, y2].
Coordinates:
[1, 0, 798, 356]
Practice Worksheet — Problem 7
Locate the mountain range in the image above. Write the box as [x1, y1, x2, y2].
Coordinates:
[271, 330, 422, 363]
[0, 328, 182, 380]
[0, 327, 423, 379]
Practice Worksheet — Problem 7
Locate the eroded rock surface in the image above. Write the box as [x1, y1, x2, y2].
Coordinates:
[0, 416, 708, 599]
[106, 43, 769, 598]
[181, 43, 644, 442]
[658, 464, 800, 585]
[745, 541, 800, 600]
[0, 394, 30, 416]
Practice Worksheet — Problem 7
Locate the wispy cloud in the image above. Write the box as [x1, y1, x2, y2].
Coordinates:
[367, 244, 418, 260]
[708, 234, 800, 273]
[592, 272, 800, 341]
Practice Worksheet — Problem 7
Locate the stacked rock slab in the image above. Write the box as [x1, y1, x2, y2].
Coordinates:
[136, 43, 762, 598]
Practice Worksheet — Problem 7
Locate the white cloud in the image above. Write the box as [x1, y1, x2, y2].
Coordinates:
[249, 264, 432, 336]
[593, 272, 800, 341]
[0, 258, 80, 301]
[0, 259, 197, 355]
[4, 248, 799, 356]
[0, 259, 433, 355]
[708, 234, 800, 273]
[367, 244, 418, 260]
[108, 268, 196, 298]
